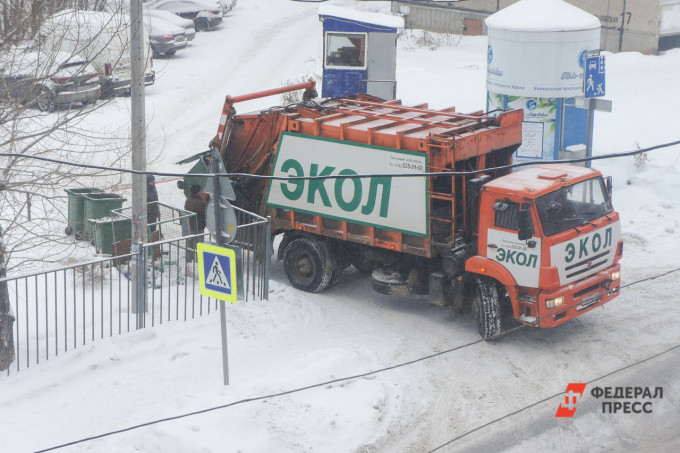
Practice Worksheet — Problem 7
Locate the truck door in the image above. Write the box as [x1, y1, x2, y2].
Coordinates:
[486, 200, 541, 288]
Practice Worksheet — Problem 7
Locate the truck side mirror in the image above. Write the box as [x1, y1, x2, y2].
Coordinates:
[517, 207, 534, 241]
[605, 176, 613, 197]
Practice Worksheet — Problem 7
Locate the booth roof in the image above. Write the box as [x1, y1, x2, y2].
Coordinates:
[486, 0, 599, 32]
[318, 4, 404, 30]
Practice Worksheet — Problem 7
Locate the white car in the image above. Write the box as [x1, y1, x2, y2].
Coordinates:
[219, 0, 237, 15]
[40, 9, 154, 97]
[0, 49, 100, 111]
[147, 9, 196, 41]
[147, 0, 223, 31]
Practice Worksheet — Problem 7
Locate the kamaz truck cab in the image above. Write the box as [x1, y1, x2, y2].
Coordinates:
[467, 164, 623, 335]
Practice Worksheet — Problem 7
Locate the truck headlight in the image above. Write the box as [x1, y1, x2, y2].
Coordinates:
[546, 296, 564, 309]
[611, 271, 620, 281]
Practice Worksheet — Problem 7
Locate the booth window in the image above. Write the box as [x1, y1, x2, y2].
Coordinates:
[325, 33, 366, 68]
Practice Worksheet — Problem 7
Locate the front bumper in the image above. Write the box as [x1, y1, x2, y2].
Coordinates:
[524, 263, 621, 328]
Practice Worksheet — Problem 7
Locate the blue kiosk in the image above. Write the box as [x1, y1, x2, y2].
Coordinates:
[318, 5, 403, 100]
[485, 0, 601, 167]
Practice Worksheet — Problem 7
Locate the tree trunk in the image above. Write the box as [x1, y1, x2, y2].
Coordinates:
[0, 226, 15, 372]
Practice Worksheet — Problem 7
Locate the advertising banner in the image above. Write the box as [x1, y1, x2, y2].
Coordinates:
[266, 133, 429, 237]
[486, 29, 599, 98]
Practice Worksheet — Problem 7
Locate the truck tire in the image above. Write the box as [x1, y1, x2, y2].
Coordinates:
[371, 268, 411, 297]
[471, 276, 501, 340]
[282, 236, 334, 293]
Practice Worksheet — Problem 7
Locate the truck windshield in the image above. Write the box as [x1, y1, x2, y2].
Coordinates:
[536, 177, 613, 236]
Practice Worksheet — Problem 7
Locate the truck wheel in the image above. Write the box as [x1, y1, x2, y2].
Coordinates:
[471, 277, 501, 340]
[282, 237, 334, 293]
[371, 268, 411, 297]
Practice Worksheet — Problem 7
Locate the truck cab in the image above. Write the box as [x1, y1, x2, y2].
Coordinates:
[468, 164, 623, 332]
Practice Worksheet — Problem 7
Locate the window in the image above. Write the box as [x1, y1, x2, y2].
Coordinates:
[494, 200, 522, 230]
[325, 33, 366, 68]
[537, 177, 613, 236]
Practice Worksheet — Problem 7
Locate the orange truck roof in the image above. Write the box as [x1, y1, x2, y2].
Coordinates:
[483, 164, 603, 198]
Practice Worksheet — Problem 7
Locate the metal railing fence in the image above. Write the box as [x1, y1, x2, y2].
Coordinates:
[0, 210, 270, 376]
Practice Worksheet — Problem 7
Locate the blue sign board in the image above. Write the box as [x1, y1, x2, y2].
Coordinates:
[584, 55, 605, 98]
[197, 243, 237, 303]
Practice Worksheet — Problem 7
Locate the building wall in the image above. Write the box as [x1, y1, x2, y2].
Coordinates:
[391, 0, 664, 54]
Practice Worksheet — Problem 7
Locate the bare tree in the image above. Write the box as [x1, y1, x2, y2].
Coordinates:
[0, 0, 152, 369]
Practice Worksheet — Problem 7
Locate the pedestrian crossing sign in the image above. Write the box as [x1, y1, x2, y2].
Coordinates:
[197, 243, 237, 303]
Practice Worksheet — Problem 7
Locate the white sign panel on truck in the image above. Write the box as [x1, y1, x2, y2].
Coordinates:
[266, 132, 429, 237]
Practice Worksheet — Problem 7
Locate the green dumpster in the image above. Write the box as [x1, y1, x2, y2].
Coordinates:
[176, 150, 210, 197]
[64, 188, 104, 238]
[82, 193, 126, 237]
[89, 217, 132, 255]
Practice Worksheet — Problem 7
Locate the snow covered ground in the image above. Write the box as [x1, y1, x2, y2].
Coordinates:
[1, 0, 679, 451]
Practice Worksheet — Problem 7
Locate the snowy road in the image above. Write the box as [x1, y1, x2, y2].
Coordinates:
[319, 266, 680, 452]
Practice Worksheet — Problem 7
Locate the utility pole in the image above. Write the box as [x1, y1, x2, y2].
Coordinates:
[130, 0, 148, 323]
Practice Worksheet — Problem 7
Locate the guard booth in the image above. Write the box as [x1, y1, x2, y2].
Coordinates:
[318, 5, 403, 100]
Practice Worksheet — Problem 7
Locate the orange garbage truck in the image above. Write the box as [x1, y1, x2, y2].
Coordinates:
[198, 80, 623, 339]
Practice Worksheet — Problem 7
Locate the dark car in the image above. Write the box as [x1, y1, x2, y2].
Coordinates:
[143, 14, 188, 57]
[148, 0, 223, 31]
[0, 50, 100, 111]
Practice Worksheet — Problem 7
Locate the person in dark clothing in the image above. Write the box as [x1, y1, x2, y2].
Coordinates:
[147, 174, 160, 232]
[184, 184, 207, 232]
[184, 184, 208, 261]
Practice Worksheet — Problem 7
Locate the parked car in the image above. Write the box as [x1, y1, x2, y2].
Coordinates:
[143, 14, 188, 57]
[147, 9, 196, 41]
[148, 0, 223, 31]
[40, 9, 154, 98]
[219, 0, 237, 15]
[0, 49, 100, 111]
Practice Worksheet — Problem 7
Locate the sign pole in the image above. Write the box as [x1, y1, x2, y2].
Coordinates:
[219, 299, 229, 385]
[583, 51, 606, 168]
[211, 153, 229, 386]
[585, 99, 595, 166]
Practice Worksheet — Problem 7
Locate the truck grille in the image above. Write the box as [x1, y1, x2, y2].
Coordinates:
[565, 250, 610, 279]
[574, 282, 603, 298]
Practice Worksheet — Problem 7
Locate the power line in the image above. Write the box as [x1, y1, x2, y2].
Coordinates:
[34, 335, 491, 452]
[3, 138, 680, 182]
[620, 266, 680, 289]
[428, 343, 680, 452]
[33, 268, 680, 452]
